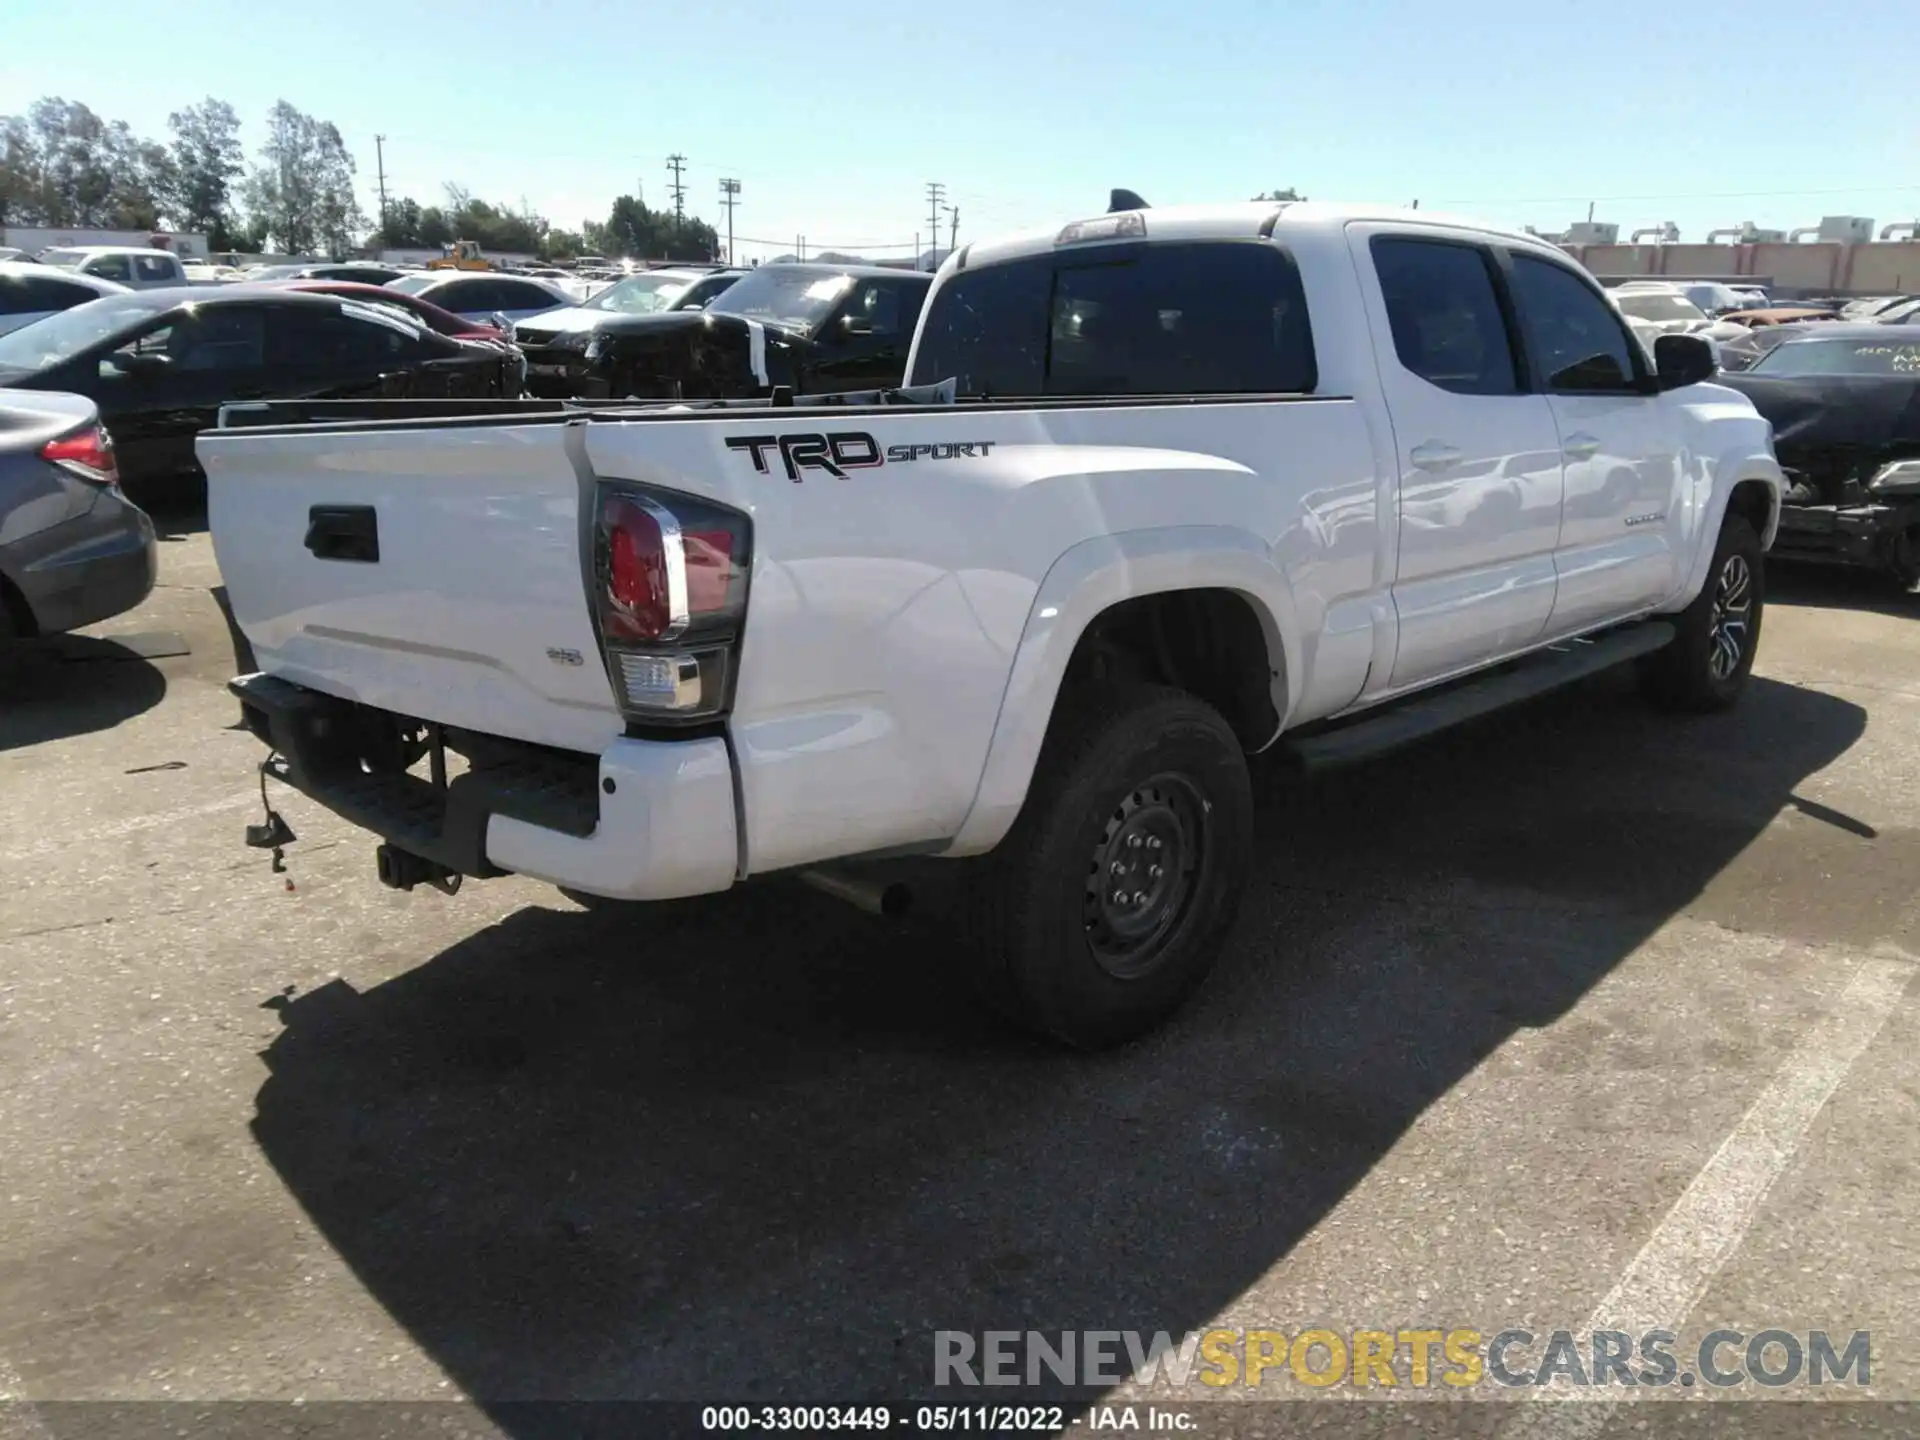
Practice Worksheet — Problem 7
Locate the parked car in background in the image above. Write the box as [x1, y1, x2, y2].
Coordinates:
[35, 247, 191, 290]
[0, 248, 29, 263]
[257, 262, 408, 286]
[384, 272, 571, 324]
[0, 288, 522, 500]
[510, 266, 748, 393]
[519, 262, 930, 399]
[0, 263, 131, 338]
[0, 388, 155, 641]
[1871, 298, 1920, 326]
[1841, 295, 1917, 320]
[275, 280, 507, 339]
[1611, 285, 1713, 335]
[1721, 326, 1920, 586]
[181, 259, 246, 284]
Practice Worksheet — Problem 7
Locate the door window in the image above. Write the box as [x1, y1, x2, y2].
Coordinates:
[267, 304, 420, 367]
[172, 306, 266, 371]
[1370, 237, 1519, 396]
[87, 255, 133, 283]
[1507, 254, 1643, 392]
[492, 281, 557, 311]
[134, 255, 178, 283]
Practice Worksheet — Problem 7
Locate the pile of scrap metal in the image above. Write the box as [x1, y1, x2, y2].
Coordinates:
[1720, 326, 1920, 587]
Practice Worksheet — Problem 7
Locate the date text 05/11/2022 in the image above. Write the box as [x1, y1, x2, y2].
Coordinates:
[698, 1404, 1197, 1431]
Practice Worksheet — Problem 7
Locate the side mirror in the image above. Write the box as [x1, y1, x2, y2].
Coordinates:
[489, 311, 513, 337]
[1653, 333, 1718, 390]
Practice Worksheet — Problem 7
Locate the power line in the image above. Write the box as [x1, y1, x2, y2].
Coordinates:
[666, 154, 687, 227]
[374, 134, 390, 242]
[924, 181, 946, 269]
[719, 178, 741, 263]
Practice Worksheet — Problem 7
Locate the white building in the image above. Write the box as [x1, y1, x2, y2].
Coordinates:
[2, 227, 211, 258]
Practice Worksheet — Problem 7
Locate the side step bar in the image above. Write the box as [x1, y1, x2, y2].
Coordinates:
[1285, 622, 1676, 772]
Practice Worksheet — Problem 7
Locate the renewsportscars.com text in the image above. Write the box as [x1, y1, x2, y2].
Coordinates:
[934, 1328, 1871, 1390]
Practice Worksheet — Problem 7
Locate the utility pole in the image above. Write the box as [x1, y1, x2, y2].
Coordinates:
[374, 134, 390, 247]
[924, 182, 946, 270]
[948, 206, 959, 257]
[719, 178, 740, 263]
[667, 154, 687, 228]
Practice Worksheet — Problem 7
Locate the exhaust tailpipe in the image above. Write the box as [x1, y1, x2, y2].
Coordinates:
[797, 867, 912, 918]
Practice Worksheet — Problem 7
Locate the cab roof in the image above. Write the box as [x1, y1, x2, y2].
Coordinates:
[949, 201, 1548, 274]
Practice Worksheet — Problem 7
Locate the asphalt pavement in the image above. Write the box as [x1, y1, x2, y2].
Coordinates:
[2, 511, 1917, 1439]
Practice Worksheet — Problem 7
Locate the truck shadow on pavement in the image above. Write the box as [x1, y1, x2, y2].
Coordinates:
[250, 672, 1866, 1422]
[0, 636, 167, 752]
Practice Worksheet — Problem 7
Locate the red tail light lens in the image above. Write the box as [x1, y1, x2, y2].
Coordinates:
[595, 485, 752, 721]
[41, 425, 118, 487]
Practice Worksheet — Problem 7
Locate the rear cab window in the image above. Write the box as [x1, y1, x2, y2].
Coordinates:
[909, 240, 1316, 397]
[134, 254, 180, 283]
[86, 255, 134, 284]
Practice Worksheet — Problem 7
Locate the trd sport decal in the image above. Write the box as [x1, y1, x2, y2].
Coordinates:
[725, 431, 995, 482]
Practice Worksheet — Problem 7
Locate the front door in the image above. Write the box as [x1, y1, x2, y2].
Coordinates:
[1352, 226, 1567, 691]
[1500, 250, 1687, 633]
[802, 278, 925, 392]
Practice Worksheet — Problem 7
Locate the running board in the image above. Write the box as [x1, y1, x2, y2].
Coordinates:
[1285, 622, 1676, 771]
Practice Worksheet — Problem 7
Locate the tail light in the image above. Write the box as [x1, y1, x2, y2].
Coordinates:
[593, 484, 751, 722]
[41, 425, 118, 487]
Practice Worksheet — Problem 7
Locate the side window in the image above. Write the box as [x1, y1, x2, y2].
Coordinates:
[497, 282, 554, 311]
[134, 255, 177, 283]
[1369, 237, 1519, 396]
[1507, 255, 1642, 392]
[88, 255, 133, 284]
[1048, 242, 1315, 395]
[172, 306, 265, 371]
[842, 279, 921, 338]
[907, 256, 1051, 395]
[267, 307, 384, 367]
[34, 279, 98, 311]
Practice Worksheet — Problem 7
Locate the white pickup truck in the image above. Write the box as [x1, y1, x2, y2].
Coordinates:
[204, 198, 1783, 1048]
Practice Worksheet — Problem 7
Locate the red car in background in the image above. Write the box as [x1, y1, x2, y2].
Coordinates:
[273, 280, 505, 340]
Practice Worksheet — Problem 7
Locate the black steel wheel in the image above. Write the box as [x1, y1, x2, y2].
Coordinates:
[963, 683, 1253, 1049]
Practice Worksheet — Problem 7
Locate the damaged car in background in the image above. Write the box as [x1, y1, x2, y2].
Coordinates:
[1720, 326, 1920, 588]
[516, 262, 931, 401]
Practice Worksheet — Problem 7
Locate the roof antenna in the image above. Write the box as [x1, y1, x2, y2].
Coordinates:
[1109, 189, 1149, 213]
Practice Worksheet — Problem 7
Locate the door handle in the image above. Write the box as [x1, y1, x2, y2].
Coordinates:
[1563, 433, 1602, 461]
[304, 505, 380, 563]
[1409, 441, 1462, 471]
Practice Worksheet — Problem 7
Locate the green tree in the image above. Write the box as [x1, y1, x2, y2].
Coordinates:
[165, 98, 245, 248]
[1252, 187, 1305, 202]
[242, 100, 363, 255]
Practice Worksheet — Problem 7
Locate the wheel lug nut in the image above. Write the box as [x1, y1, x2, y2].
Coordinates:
[1110, 861, 1125, 877]
[1112, 890, 1126, 904]
[1127, 835, 1141, 849]
[1149, 864, 1162, 879]
[1131, 891, 1147, 905]
[1147, 836, 1162, 850]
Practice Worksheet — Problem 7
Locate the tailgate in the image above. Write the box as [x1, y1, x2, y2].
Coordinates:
[202, 417, 621, 754]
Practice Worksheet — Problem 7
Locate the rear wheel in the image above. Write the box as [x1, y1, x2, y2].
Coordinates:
[962, 683, 1253, 1049]
[1641, 513, 1764, 712]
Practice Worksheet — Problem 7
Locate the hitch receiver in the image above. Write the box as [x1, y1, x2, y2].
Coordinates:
[375, 843, 463, 895]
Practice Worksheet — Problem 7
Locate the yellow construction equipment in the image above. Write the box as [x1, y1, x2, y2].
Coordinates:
[427, 240, 493, 271]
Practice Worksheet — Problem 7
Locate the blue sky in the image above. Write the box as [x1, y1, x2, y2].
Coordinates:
[5, 0, 1915, 260]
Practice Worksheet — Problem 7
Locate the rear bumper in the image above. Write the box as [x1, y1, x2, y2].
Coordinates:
[7, 489, 157, 635]
[229, 672, 739, 901]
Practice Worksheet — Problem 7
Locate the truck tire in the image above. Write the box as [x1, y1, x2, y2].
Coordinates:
[962, 683, 1253, 1049]
[1641, 513, 1764, 712]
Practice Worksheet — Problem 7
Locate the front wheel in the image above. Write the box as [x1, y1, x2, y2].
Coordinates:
[961, 684, 1253, 1049]
[1641, 513, 1764, 712]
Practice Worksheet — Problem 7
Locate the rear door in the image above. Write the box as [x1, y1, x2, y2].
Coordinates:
[1351, 226, 1566, 690]
[1500, 249, 1688, 632]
